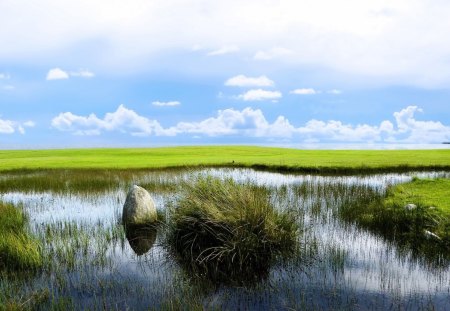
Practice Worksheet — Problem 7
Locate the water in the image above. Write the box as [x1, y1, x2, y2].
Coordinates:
[1, 168, 450, 310]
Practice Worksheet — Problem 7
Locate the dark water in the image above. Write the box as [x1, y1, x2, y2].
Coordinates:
[1, 169, 450, 310]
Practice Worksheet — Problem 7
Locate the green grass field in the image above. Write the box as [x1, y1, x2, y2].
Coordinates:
[0, 146, 449, 173]
[386, 178, 450, 215]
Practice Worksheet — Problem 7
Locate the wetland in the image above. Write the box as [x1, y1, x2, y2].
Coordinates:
[1, 168, 450, 310]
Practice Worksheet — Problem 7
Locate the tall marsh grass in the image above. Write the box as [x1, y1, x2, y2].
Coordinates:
[0, 169, 180, 194]
[0, 202, 42, 271]
[165, 176, 299, 283]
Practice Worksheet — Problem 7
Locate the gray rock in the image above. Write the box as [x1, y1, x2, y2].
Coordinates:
[404, 203, 417, 211]
[424, 230, 441, 241]
[122, 185, 157, 225]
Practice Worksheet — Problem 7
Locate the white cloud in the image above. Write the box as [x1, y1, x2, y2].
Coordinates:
[0, 119, 15, 134]
[46, 68, 69, 80]
[2, 1, 450, 86]
[225, 75, 274, 87]
[70, 69, 95, 78]
[51, 104, 175, 136]
[1, 1, 450, 87]
[168, 107, 294, 137]
[0, 117, 34, 134]
[207, 45, 239, 56]
[253, 47, 293, 60]
[50, 105, 450, 143]
[47, 68, 95, 80]
[290, 88, 319, 95]
[391, 106, 450, 143]
[152, 101, 181, 107]
[237, 89, 282, 101]
[23, 121, 36, 127]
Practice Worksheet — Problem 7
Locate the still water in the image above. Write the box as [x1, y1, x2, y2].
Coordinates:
[1, 168, 449, 310]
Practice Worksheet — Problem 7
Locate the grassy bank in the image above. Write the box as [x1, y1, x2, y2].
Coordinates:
[339, 178, 450, 261]
[385, 178, 450, 216]
[0, 202, 42, 271]
[0, 146, 449, 173]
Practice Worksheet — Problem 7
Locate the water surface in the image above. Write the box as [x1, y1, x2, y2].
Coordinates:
[1, 168, 449, 310]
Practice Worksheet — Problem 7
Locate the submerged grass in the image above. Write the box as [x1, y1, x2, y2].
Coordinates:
[165, 176, 299, 284]
[0, 202, 42, 271]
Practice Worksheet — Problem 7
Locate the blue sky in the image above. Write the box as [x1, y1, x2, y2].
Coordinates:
[1, 0, 450, 148]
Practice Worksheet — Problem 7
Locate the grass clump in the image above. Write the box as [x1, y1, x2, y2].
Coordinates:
[0, 202, 42, 271]
[165, 176, 299, 284]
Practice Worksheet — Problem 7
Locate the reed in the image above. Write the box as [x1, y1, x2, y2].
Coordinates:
[0, 202, 42, 271]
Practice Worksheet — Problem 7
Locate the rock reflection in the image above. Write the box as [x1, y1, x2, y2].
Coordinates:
[125, 225, 157, 256]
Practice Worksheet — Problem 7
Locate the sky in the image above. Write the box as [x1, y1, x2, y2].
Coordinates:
[1, 0, 450, 149]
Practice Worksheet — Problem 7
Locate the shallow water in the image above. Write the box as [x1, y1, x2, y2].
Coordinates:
[1, 168, 450, 310]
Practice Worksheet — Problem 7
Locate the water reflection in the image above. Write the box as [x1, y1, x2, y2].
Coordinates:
[125, 225, 157, 256]
[1, 168, 450, 309]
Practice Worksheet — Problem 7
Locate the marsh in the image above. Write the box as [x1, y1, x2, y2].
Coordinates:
[1, 168, 449, 310]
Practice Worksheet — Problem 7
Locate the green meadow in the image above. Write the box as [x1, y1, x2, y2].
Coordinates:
[0, 146, 449, 172]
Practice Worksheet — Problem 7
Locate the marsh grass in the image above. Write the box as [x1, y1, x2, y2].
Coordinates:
[0, 169, 180, 194]
[338, 180, 450, 265]
[0, 202, 42, 271]
[2, 169, 450, 309]
[165, 176, 299, 284]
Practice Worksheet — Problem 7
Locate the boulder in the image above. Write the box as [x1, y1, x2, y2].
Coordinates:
[122, 185, 157, 226]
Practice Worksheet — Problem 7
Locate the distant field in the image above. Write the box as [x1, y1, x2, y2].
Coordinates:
[0, 146, 449, 173]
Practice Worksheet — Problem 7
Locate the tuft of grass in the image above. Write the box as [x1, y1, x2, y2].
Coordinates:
[0, 202, 42, 271]
[165, 176, 299, 284]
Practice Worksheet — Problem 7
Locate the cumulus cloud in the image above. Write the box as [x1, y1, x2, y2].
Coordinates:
[152, 101, 181, 107]
[253, 47, 293, 60]
[207, 45, 240, 56]
[156, 108, 297, 138]
[290, 88, 319, 95]
[237, 89, 282, 101]
[0, 119, 15, 134]
[225, 75, 274, 87]
[50, 105, 450, 143]
[51, 104, 175, 136]
[46, 68, 69, 80]
[0, 117, 34, 134]
[391, 106, 450, 143]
